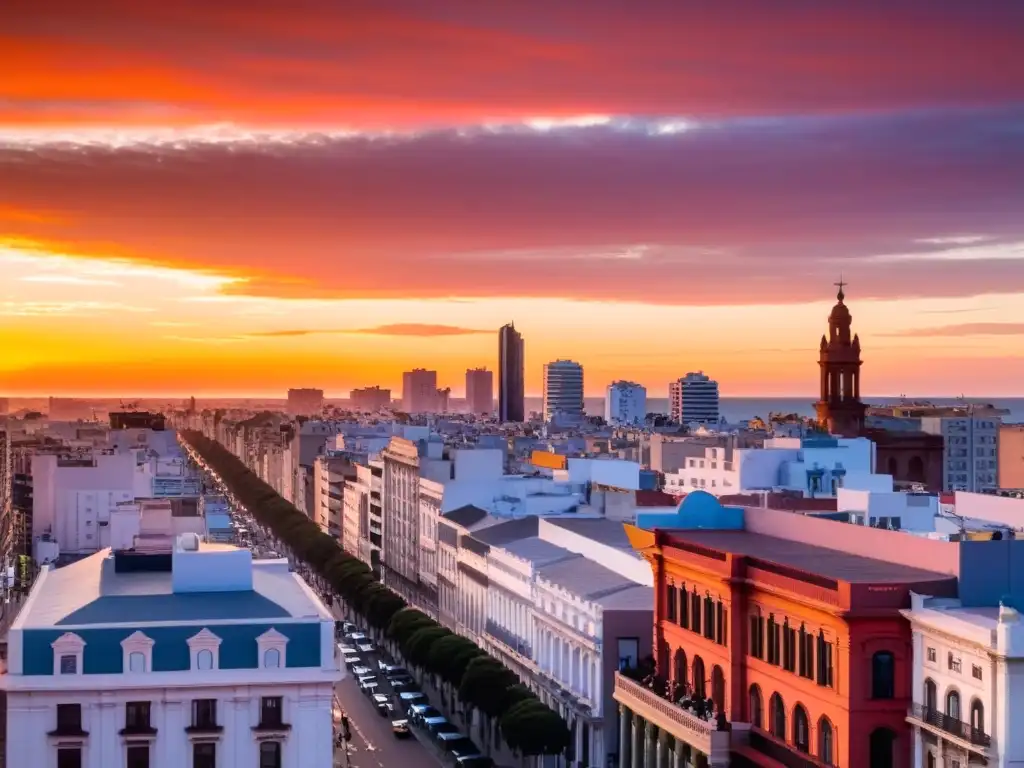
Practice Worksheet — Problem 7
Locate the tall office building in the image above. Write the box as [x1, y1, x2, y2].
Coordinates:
[498, 324, 525, 422]
[465, 368, 494, 415]
[286, 388, 324, 416]
[402, 369, 439, 413]
[543, 360, 585, 422]
[605, 381, 647, 425]
[668, 372, 720, 424]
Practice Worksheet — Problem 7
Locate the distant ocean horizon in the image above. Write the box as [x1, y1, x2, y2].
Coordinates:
[533, 396, 1024, 423]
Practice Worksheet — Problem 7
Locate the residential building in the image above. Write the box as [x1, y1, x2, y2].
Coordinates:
[606, 381, 647, 426]
[662, 436, 887, 498]
[48, 398, 94, 421]
[286, 388, 324, 417]
[837, 487, 940, 532]
[465, 368, 494, 416]
[614, 492, 958, 768]
[669, 372, 720, 425]
[998, 424, 1024, 490]
[904, 593, 1022, 768]
[312, 453, 358, 539]
[349, 386, 391, 412]
[543, 360, 585, 422]
[342, 465, 369, 560]
[1, 529, 343, 768]
[918, 410, 1001, 493]
[381, 437, 423, 602]
[499, 323, 525, 423]
[1, 424, 11, 561]
[31, 450, 153, 556]
[435, 505, 500, 632]
[402, 369, 439, 414]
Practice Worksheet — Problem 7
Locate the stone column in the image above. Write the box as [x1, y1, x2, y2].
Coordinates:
[631, 714, 643, 768]
[655, 733, 668, 768]
[644, 722, 657, 768]
[618, 705, 631, 768]
[673, 739, 685, 768]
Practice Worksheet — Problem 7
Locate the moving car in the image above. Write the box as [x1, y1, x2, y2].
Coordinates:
[391, 719, 411, 739]
[372, 693, 393, 717]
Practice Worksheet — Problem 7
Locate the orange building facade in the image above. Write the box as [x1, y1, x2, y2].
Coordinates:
[612, 509, 957, 768]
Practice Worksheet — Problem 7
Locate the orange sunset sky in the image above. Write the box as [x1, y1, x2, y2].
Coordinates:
[2, 1, 1024, 398]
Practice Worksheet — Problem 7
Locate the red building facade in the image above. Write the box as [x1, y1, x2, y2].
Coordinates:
[614, 520, 956, 768]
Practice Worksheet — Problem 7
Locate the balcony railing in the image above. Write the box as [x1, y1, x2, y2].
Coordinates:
[909, 703, 991, 749]
[613, 672, 730, 759]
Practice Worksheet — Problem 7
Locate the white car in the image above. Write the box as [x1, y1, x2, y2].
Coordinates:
[352, 666, 373, 677]
[356, 642, 375, 654]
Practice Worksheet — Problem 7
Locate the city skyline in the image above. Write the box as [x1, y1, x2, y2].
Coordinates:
[3, 2, 1024, 397]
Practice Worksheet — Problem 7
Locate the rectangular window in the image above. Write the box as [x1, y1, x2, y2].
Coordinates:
[948, 652, 962, 673]
[666, 584, 677, 623]
[972, 664, 983, 681]
[748, 614, 764, 659]
[800, 630, 815, 680]
[260, 742, 282, 768]
[125, 701, 151, 730]
[59, 655, 78, 674]
[679, 586, 689, 628]
[766, 615, 779, 665]
[192, 699, 218, 728]
[716, 602, 726, 646]
[126, 745, 149, 768]
[193, 742, 216, 768]
[782, 622, 796, 672]
[703, 597, 715, 640]
[56, 703, 82, 732]
[57, 749, 82, 768]
[816, 634, 834, 687]
[690, 593, 702, 635]
[260, 696, 283, 726]
[927, 647, 936, 662]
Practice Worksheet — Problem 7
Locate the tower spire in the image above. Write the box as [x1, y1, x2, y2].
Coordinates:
[834, 275, 846, 302]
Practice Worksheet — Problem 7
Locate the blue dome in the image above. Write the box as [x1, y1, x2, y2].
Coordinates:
[676, 490, 723, 517]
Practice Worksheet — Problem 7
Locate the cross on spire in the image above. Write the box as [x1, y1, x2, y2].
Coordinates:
[834, 275, 846, 301]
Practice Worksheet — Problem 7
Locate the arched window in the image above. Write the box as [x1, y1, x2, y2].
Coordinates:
[749, 685, 763, 729]
[692, 656, 706, 699]
[264, 648, 281, 669]
[793, 705, 809, 752]
[946, 690, 961, 720]
[818, 717, 834, 766]
[970, 699, 985, 736]
[673, 648, 688, 692]
[908, 455, 925, 483]
[769, 693, 786, 740]
[711, 666, 726, 711]
[871, 651, 895, 699]
[197, 649, 214, 670]
[923, 678, 937, 711]
[869, 727, 895, 768]
[128, 651, 146, 673]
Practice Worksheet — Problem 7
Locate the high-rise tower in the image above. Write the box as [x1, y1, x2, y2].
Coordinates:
[814, 280, 866, 437]
[498, 324, 525, 422]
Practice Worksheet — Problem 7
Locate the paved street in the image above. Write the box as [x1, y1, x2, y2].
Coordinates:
[332, 646, 441, 768]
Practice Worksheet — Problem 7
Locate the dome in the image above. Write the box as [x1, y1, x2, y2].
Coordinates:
[829, 296, 851, 326]
[676, 490, 723, 517]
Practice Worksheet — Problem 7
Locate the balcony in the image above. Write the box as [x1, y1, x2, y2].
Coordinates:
[613, 672, 730, 761]
[907, 703, 991, 753]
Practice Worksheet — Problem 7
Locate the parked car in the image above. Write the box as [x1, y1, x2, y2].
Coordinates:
[410, 704, 442, 724]
[424, 716, 458, 736]
[437, 732, 472, 752]
[356, 642, 376, 654]
[372, 693, 393, 717]
[384, 666, 409, 680]
[455, 756, 494, 768]
[357, 675, 378, 693]
[398, 692, 427, 713]
[352, 666, 374, 677]
[390, 677, 415, 692]
[391, 719, 411, 739]
[343, 655, 361, 670]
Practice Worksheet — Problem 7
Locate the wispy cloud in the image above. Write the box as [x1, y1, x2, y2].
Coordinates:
[863, 241, 1024, 264]
[349, 324, 491, 337]
[881, 322, 1024, 338]
[162, 334, 252, 344]
[19, 274, 120, 286]
[0, 300, 154, 316]
[915, 235, 993, 247]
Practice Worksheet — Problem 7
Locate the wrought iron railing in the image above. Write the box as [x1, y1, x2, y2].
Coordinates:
[910, 703, 991, 748]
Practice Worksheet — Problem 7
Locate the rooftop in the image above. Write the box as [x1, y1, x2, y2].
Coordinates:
[443, 504, 490, 528]
[497, 537, 580, 568]
[670, 529, 953, 585]
[17, 544, 330, 629]
[543, 517, 639, 550]
[538, 556, 649, 605]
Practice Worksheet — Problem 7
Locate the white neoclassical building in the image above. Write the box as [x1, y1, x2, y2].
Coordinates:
[1, 531, 343, 768]
[904, 592, 1024, 768]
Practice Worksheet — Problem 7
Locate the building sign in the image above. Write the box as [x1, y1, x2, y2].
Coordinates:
[531, 450, 567, 470]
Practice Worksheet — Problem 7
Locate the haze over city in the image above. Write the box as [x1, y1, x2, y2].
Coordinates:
[2, 1, 1024, 398]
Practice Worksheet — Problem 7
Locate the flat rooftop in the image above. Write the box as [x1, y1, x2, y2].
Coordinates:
[17, 544, 330, 628]
[671, 530, 953, 585]
[544, 517, 639, 550]
[498, 537, 580, 568]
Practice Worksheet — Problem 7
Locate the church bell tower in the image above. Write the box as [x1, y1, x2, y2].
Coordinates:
[814, 280, 866, 437]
